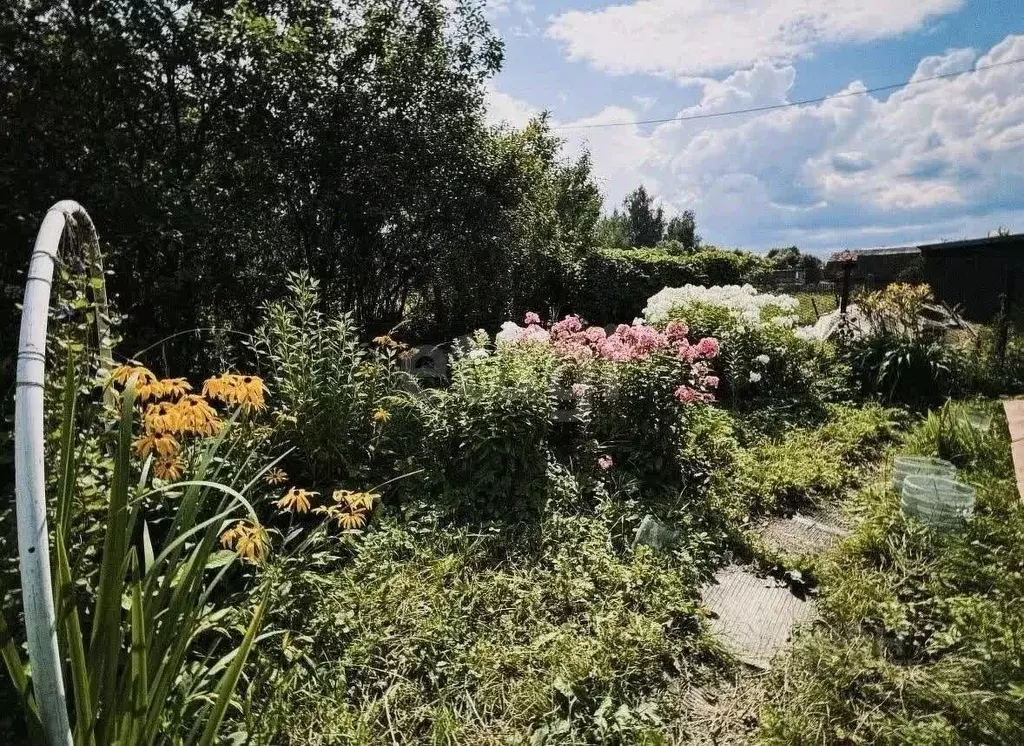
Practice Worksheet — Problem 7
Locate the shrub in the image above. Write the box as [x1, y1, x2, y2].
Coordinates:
[411, 338, 557, 518]
[490, 313, 723, 490]
[841, 283, 959, 406]
[573, 248, 767, 324]
[644, 286, 841, 409]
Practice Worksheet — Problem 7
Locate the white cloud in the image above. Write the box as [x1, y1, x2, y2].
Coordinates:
[547, 0, 963, 78]
[484, 84, 540, 128]
[558, 106, 660, 203]
[490, 34, 1024, 251]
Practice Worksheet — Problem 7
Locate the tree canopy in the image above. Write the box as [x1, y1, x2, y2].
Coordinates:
[1, 0, 599, 375]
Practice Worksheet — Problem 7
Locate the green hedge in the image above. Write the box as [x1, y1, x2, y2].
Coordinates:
[571, 247, 769, 324]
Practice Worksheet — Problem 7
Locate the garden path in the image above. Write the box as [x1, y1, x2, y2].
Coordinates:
[701, 511, 846, 669]
[678, 511, 847, 743]
[1003, 399, 1024, 500]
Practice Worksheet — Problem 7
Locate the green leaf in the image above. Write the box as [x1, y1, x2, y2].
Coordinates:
[197, 583, 272, 746]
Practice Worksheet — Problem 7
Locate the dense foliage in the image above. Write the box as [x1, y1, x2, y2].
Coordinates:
[0, 0, 600, 382]
[573, 248, 768, 324]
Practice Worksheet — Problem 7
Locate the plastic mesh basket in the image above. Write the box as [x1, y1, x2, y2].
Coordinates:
[892, 455, 956, 491]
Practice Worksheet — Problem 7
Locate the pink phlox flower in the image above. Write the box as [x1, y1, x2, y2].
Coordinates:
[517, 325, 551, 344]
[524, 311, 541, 326]
[553, 338, 594, 361]
[694, 337, 720, 359]
[584, 325, 607, 343]
[551, 314, 583, 337]
[665, 320, 690, 342]
[674, 385, 697, 404]
[703, 375, 720, 390]
[597, 455, 614, 470]
[597, 335, 631, 362]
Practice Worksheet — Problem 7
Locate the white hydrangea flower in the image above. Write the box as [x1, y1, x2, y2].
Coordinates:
[749, 371, 762, 383]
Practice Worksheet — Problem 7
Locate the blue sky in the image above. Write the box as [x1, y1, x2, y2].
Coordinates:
[483, 0, 1024, 254]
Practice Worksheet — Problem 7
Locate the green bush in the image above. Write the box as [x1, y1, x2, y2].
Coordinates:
[843, 333, 957, 406]
[254, 272, 412, 486]
[573, 248, 767, 324]
[410, 341, 557, 518]
[665, 301, 846, 410]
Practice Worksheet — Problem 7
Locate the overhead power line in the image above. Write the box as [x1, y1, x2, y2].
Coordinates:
[551, 56, 1024, 131]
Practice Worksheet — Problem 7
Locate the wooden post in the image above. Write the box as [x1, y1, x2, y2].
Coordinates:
[997, 268, 1017, 363]
[836, 250, 856, 314]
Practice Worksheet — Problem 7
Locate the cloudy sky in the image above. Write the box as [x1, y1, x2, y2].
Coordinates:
[483, 0, 1024, 254]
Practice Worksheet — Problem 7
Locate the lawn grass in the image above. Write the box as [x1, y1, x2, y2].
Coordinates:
[790, 291, 838, 326]
[759, 400, 1024, 745]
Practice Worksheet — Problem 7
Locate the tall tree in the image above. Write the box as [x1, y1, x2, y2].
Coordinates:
[1, 0, 509, 372]
[595, 211, 629, 248]
[622, 185, 664, 248]
[664, 210, 700, 251]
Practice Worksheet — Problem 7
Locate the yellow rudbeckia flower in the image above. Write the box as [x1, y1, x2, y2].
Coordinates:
[275, 487, 316, 513]
[132, 432, 180, 459]
[153, 455, 184, 481]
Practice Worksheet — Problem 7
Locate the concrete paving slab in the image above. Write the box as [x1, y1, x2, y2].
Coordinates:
[701, 567, 815, 670]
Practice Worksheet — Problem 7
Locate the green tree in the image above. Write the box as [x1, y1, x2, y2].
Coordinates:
[595, 211, 629, 248]
[664, 210, 700, 251]
[1, 0, 507, 373]
[431, 115, 602, 330]
[766, 246, 824, 283]
[622, 185, 664, 248]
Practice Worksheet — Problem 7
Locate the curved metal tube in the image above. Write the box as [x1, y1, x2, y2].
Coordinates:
[16, 200, 112, 745]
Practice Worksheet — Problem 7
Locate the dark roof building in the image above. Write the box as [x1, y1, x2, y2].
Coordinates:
[823, 232, 1024, 321]
[823, 245, 923, 286]
[919, 233, 1024, 321]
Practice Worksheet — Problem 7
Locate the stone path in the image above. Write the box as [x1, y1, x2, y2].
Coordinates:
[1003, 399, 1024, 500]
[700, 511, 847, 670]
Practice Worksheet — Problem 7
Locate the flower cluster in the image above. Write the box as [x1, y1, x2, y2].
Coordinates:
[202, 374, 268, 410]
[265, 476, 379, 530]
[497, 312, 721, 405]
[314, 489, 379, 530]
[643, 284, 799, 327]
[113, 365, 267, 481]
[219, 520, 270, 563]
[501, 312, 721, 368]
